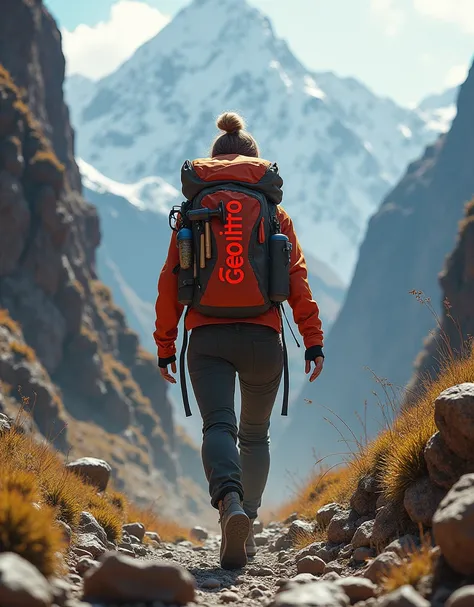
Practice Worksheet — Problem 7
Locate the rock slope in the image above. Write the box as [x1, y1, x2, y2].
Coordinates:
[0, 0, 206, 519]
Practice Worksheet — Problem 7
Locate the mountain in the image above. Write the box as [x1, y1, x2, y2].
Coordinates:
[0, 0, 207, 522]
[408, 198, 474, 392]
[78, 159, 346, 442]
[65, 0, 450, 283]
[417, 86, 459, 132]
[271, 60, 474, 492]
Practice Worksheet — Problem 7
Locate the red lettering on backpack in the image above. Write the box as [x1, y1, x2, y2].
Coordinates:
[218, 200, 245, 285]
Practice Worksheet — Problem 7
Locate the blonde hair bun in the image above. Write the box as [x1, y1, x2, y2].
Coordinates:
[216, 112, 245, 134]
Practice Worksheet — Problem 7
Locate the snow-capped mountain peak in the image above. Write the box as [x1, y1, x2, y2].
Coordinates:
[78, 158, 179, 215]
[67, 0, 454, 281]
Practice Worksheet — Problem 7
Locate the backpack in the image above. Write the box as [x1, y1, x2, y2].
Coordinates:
[180, 155, 283, 317]
[173, 155, 293, 417]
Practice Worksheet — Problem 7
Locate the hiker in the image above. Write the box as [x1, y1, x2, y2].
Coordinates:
[154, 112, 324, 569]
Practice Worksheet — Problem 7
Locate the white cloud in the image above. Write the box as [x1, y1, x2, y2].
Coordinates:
[413, 0, 474, 33]
[371, 0, 405, 36]
[62, 1, 170, 81]
[445, 64, 469, 87]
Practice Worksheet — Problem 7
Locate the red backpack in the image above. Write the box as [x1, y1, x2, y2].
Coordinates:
[179, 154, 284, 316]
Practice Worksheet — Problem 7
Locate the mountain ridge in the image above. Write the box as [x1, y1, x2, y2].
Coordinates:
[66, 0, 451, 282]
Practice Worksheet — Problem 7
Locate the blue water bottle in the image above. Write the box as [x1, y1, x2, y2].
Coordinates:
[269, 233, 292, 302]
[177, 228, 194, 305]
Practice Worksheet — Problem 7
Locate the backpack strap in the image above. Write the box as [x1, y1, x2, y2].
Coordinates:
[278, 304, 290, 417]
[179, 308, 192, 417]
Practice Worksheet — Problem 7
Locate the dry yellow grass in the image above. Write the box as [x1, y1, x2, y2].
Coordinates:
[278, 345, 474, 522]
[382, 540, 438, 593]
[0, 488, 64, 577]
[381, 347, 474, 503]
[276, 466, 354, 523]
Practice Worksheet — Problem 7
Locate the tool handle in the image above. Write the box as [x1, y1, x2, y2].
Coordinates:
[200, 233, 206, 269]
[205, 222, 212, 259]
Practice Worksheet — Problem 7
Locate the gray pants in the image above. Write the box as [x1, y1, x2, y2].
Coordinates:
[188, 323, 283, 519]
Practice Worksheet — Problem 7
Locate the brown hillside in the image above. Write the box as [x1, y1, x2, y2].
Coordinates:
[0, 0, 206, 522]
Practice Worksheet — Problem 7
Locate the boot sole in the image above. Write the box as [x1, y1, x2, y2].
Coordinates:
[221, 512, 250, 570]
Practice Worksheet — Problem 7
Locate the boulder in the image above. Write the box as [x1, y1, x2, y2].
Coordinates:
[123, 522, 145, 542]
[433, 473, 474, 575]
[296, 556, 326, 576]
[350, 476, 379, 516]
[446, 586, 474, 607]
[435, 383, 474, 460]
[353, 547, 375, 563]
[288, 519, 314, 545]
[378, 585, 430, 606]
[384, 535, 420, 557]
[83, 552, 196, 604]
[352, 520, 374, 549]
[79, 512, 108, 545]
[403, 476, 445, 527]
[371, 502, 404, 549]
[327, 511, 358, 544]
[75, 533, 106, 560]
[190, 526, 208, 541]
[0, 553, 53, 607]
[316, 503, 344, 528]
[335, 577, 376, 603]
[425, 432, 474, 490]
[66, 457, 111, 492]
[364, 552, 401, 583]
[269, 581, 350, 606]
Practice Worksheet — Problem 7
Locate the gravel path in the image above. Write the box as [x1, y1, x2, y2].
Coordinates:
[146, 523, 292, 605]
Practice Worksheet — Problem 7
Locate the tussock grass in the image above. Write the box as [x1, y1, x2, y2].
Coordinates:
[382, 345, 474, 503]
[0, 488, 64, 577]
[382, 538, 437, 593]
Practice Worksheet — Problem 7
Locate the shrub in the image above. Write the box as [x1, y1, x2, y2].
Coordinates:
[0, 488, 64, 576]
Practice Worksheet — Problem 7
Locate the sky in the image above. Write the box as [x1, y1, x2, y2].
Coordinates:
[46, 0, 474, 106]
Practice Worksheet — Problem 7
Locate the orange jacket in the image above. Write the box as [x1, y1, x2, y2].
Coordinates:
[154, 205, 324, 361]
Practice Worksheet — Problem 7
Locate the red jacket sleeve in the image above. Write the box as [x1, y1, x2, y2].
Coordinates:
[278, 206, 324, 348]
[153, 231, 184, 359]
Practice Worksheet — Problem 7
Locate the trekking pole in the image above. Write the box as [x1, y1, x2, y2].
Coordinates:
[205, 219, 212, 259]
[199, 224, 206, 269]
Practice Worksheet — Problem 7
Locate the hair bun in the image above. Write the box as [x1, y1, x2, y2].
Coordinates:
[216, 112, 245, 134]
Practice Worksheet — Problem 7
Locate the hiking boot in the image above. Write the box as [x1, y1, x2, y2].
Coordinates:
[218, 492, 250, 569]
[246, 520, 257, 558]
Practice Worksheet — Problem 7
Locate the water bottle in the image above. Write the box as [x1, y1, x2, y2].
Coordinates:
[269, 233, 292, 302]
[177, 228, 194, 305]
[177, 228, 193, 270]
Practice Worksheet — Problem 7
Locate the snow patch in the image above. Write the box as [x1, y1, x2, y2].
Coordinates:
[78, 158, 179, 215]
